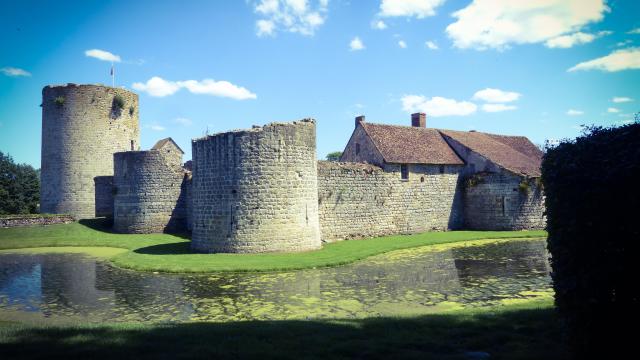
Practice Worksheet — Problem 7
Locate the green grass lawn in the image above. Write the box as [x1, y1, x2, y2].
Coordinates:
[0, 298, 567, 360]
[0, 218, 546, 273]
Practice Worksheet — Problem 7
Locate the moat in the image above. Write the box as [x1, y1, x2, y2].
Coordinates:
[0, 239, 551, 324]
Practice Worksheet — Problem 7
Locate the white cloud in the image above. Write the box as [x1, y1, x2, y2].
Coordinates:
[568, 48, 640, 72]
[567, 109, 584, 116]
[254, 0, 328, 36]
[132, 76, 257, 100]
[132, 77, 181, 97]
[482, 103, 517, 112]
[629, 28, 640, 35]
[545, 30, 611, 49]
[350, 37, 365, 51]
[446, 0, 609, 50]
[612, 96, 633, 103]
[85, 49, 121, 62]
[145, 124, 166, 132]
[398, 40, 407, 48]
[379, 0, 445, 18]
[173, 117, 193, 126]
[372, 20, 387, 30]
[472, 88, 521, 103]
[607, 107, 620, 113]
[425, 40, 438, 50]
[402, 95, 477, 117]
[1, 67, 31, 77]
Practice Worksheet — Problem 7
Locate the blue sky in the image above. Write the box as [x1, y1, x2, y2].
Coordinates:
[1, 0, 639, 168]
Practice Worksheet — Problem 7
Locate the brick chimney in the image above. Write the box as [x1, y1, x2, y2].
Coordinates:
[411, 113, 426, 127]
[355, 115, 365, 128]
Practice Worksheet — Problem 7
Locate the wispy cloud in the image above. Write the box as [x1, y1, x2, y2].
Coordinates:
[1, 67, 31, 77]
[607, 107, 620, 113]
[173, 117, 193, 126]
[628, 28, 640, 35]
[144, 124, 166, 132]
[568, 48, 640, 72]
[398, 40, 407, 48]
[350, 37, 365, 51]
[402, 95, 477, 117]
[425, 40, 438, 50]
[482, 103, 517, 112]
[446, 0, 609, 50]
[85, 49, 121, 62]
[567, 109, 584, 116]
[545, 31, 611, 49]
[254, 0, 328, 37]
[372, 20, 387, 30]
[612, 96, 633, 103]
[132, 77, 257, 100]
[379, 0, 445, 18]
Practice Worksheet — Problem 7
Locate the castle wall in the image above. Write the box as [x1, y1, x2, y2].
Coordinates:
[317, 161, 463, 242]
[40, 84, 139, 219]
[112, 150, 188, 233]
[94, 176, 114, 218]
[191, 119, 321, 253]
[463, 171, 545, 230]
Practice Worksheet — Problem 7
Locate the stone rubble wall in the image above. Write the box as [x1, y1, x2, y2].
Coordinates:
[40, 84, 139, 219]
[317, 161, 463, 242]
[112, 150, 188, 233]
[94, 176, 114, 218]
[0, 215, 75, 228]
[190, 119, 321, 253]
[463, 171, 545, 230]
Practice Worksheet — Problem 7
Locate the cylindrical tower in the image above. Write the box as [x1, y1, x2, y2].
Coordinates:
[191, 119, 321, 253]
[112, 149, 188, 233]
[40, 84, 140, 218]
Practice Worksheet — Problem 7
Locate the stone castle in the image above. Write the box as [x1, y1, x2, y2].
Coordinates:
[41, 84, 545, 253]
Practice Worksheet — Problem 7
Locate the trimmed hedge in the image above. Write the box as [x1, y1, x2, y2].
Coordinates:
[542, 123, 640, 358]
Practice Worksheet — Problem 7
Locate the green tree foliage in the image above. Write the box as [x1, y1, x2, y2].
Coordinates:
[325, 151, 342, 162]
[0, 152, 40, 215]
[541, 122, 639, 359]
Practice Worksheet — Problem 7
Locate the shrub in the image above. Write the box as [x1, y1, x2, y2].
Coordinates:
[326, 151, 342, 162]
[541, 122, 640, 358]
[0, 152, 40, 214]
[54, 96, 65, 106]
[113, 95, 125, 110]
[518, 178, 530, 194]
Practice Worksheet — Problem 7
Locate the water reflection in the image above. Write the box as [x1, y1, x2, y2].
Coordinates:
[0, 239, 551, 323]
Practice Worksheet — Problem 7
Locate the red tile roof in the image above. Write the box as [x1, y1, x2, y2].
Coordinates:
[439, 129, 542, 177]
[361, 123, 464, 165]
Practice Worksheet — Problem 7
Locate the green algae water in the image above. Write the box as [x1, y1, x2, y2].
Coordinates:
[0, 239, 551, 324]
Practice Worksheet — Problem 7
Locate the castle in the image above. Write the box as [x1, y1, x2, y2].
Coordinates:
[41, 84, 545, 253]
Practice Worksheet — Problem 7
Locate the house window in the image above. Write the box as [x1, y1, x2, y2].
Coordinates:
[401, 164, 409, 180]
[439, 165, 445, 174]
[355, 143, 361, 155]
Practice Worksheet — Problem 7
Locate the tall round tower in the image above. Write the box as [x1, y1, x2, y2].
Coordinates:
[191, 119, 321, 253]
[40, 84, 140, 218]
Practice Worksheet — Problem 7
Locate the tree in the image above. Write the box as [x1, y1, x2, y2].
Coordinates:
[0, 152, 40, 214]
[325, 151, 342, 162]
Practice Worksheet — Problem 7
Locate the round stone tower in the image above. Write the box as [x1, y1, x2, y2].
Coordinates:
[112, 139, 188, 234]
[191, 119, 321, 253]
[40, 84, 140, 218]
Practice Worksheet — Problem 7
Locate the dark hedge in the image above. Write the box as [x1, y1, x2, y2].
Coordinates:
[541, 122, 640, 358]
[0, 151, 40, 215]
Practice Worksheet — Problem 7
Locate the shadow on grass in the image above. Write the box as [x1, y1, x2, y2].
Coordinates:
[0, 307, 568, 360]
[133, 242, 192, 255]
[78, 218, 192, 240]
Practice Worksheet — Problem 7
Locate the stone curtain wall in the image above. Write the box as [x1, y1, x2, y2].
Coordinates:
[317, 161, 463, 242]
[191, 119, 321, 253]
[112, 150, 188, 233]
[94, 176, 114, 218]
[40, 84, 139, 219]
[463, 172, 545, 230]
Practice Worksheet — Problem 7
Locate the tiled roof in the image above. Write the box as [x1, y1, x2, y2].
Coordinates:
[152, 137, 184, 154]
[361, 123, 464, 165]
[438, 130, 542, 177]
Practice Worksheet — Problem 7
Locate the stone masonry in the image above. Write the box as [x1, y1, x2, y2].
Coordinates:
[40, 84, 139, 219]
[190, 119, 321, 253]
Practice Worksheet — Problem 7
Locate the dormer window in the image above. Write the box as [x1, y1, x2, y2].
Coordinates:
[401, 164, 409, 180]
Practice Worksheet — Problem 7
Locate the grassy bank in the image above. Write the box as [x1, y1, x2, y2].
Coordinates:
[0, 218, 546, 273]
[0, 299, 566, 360]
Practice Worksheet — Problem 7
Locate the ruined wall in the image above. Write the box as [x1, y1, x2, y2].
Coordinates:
[317, 161, 463, 242]
[40, 84, 139, 218]
[94, 176, 114, 218]
[112, 150, 188, 233]
[464, 172, 545, 230]
[191, 119, 321, 253]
